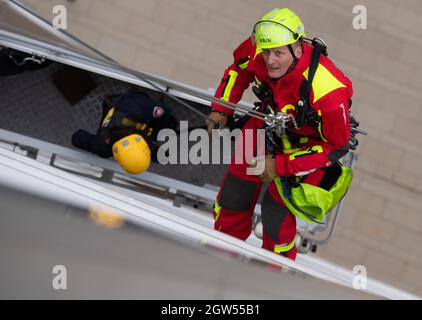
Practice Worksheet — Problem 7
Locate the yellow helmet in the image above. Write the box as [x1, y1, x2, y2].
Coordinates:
[253, 8, 305, 50]
[112, 134, 151, 174]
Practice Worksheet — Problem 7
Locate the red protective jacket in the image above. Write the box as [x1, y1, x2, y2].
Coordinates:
[211, 37, 353, 177]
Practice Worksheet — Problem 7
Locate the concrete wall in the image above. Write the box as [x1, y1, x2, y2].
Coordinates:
[19, 0, 422, 296]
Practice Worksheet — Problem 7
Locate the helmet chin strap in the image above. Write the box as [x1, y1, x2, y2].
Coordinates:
[286, 43, 300, 75]
[287, 44, 298, 63]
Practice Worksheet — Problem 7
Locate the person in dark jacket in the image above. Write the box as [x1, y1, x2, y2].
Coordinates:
[72, 88, 175, 174]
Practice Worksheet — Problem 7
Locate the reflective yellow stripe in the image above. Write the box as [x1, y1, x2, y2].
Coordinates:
[280, 133, 300, 154]
[303, 64, 346, 104]
[254, 75, 262, 86]
[238, 57, 250, 70]
[299, 137, 309, 144]
[274, 239, 295, 254]
[222, 70, 238, 102]
[281, 104, 295, 113]
[317, 110, 327, 142]
[281, 135, 294, 154]
[254, 47, 262, 59]
[289, 145, 323, 161]
[135, 123, 147, 131]
[101, 107, 115, 127]
[214, 200, 221, 221]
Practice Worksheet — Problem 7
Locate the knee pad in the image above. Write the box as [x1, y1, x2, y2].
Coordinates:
[219, 172, 258, 212]
[261, 190, 289, 242]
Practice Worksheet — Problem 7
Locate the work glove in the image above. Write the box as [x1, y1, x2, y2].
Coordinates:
[205, 111, 228, 136]
[258, 154, 278, 182]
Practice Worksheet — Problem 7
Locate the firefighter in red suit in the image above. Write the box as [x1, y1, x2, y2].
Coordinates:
[206, 7, 353, 260]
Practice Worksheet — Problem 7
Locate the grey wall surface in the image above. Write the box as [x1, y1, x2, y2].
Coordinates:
[0, 185, 378, 300]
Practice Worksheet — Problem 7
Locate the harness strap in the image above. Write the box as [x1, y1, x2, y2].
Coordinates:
[120, 117, 153, 137]
[296, 38, 327, 128]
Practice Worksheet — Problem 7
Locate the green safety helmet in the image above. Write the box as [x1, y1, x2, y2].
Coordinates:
[253, 8, 306, 50]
